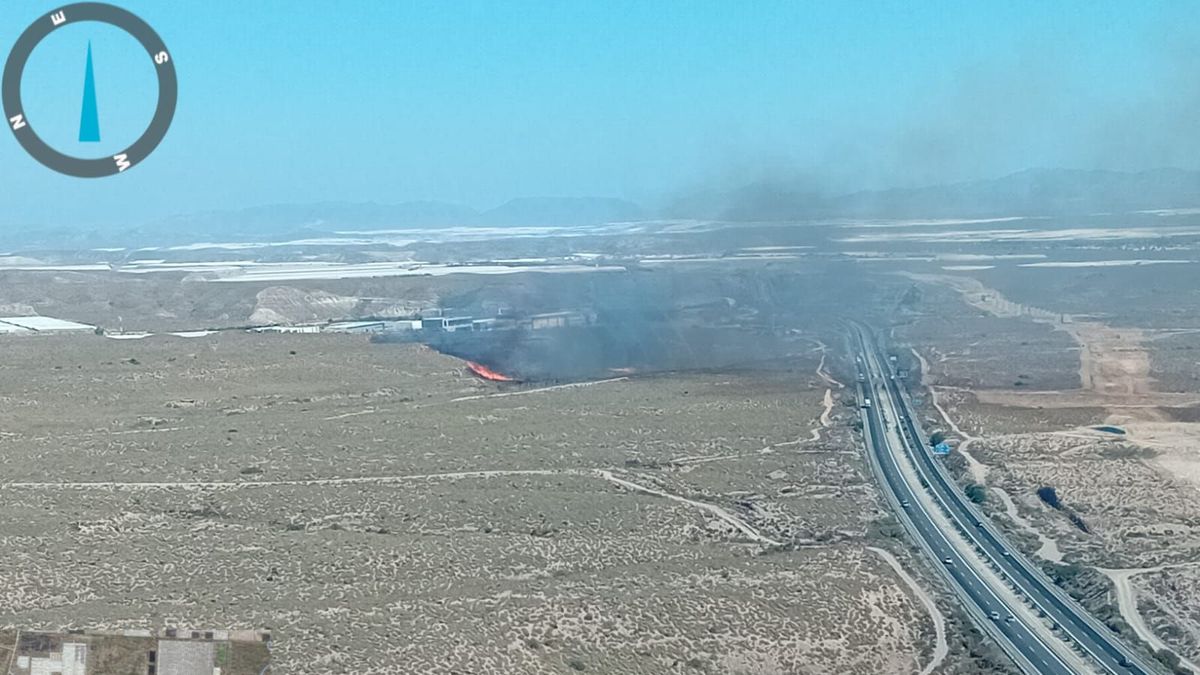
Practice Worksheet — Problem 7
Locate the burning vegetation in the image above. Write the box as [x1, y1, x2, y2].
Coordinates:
[466, 360, 519, 382]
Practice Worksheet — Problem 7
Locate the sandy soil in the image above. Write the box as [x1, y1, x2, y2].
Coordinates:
[906, 272, 1200, 492]
[1099, 564, 1200, 672]
[903, 273, 1155, 404]
[904, 271, 1200, 669]
[0, 332, 939, 674]
[990, 487, 1063, 563]
[866, 547, 948, 675]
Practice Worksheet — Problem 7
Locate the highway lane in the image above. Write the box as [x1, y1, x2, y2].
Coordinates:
[854, 331, 1075, 674]
[855, 323, 1162, 675]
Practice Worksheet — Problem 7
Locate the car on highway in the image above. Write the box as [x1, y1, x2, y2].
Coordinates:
[855, 331, 1158, 675]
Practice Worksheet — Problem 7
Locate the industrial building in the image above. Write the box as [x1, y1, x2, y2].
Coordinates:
[529, 311, 591, 329]
[253, 324, 322, 334]
[15, 642, 87, 675]
[421, 316, 474, 331]
[324, 320, 388, 334]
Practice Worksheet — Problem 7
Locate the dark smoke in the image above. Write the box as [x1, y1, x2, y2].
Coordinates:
[666, 20, 1200, 221]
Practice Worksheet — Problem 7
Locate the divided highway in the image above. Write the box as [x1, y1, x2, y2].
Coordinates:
[851, 323, 1160, 675]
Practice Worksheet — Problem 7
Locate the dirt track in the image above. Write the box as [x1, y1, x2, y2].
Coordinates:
[1098, 565, 1200, 673]
[867, 546, 948, 675]
[906, 271, 1200, 669]
[0, 331, 942, 674]
[906, 272, 1200, 490]
[903, 273, 1157, 409]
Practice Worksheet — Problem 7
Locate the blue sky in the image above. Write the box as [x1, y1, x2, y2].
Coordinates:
[2, 0, 1198, 227]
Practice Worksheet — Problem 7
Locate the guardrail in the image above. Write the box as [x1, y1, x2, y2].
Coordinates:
[860, 325, 1161, 675]
[855, 375, 1046, 674]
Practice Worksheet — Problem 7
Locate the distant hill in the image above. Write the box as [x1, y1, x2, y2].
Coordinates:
[676, 168, 1200, 220]
[8, 168, 1200, 250]
[134, 201, 479, 241]
[115, 196, 646, 245]
[480, 197, 645, 227]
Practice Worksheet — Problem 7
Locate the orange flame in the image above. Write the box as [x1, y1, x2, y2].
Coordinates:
[466, 361, 517, 382]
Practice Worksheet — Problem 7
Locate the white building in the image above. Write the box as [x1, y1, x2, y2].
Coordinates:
[0, 316, 95, 334]
[324, 320, 387, 334]
[20, 642, 87, 675]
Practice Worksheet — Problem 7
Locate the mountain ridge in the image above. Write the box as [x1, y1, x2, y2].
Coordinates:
[6, 168, 1200, 250]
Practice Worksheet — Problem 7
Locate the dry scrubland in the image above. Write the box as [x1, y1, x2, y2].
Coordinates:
[0, 262, 883, 334]
[1149, 332, 1200, 395]
[970, 264, 1200, 331]
[954, 380, 1200, 670]
[1131, 565, 1200, 666]
[898, 272, 1200, 670]
[922, 388, 1105, 437]
[0, 332, 942, 674]
[965, 431, 1200, 568]
[0, 270, 261, 331]
[893, 281, 1081, 392]
[0, 269, 498, 332]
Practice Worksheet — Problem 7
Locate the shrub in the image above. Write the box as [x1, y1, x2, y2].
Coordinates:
[1036, 486, 1061, 509]
[964, 483, 987, 504]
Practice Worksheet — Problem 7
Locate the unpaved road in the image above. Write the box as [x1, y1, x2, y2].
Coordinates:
[991, 487, 1063, 563]
[910, 347, 990, 484]
[1098, 565, 1200, 674]
[903, 272, 1157, 408]
[445, 376, 630, 403]
[867, 546, 948, 675]
[0, 466, 781, 546]
[594, 469, 781, 546]
[906, 272, 1200, 668]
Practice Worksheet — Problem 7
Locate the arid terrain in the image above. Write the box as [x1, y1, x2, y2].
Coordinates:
[2, 210, 1199, 673]
[7, 0, 1200, 664]
[0, 327, 971, 674]
[895, 267, 1200, 672]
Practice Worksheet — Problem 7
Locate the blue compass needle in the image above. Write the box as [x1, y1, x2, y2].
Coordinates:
[79, 41, 101, 143]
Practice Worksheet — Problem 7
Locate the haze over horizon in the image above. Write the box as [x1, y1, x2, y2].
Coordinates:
[4, 0, 1200, 229]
